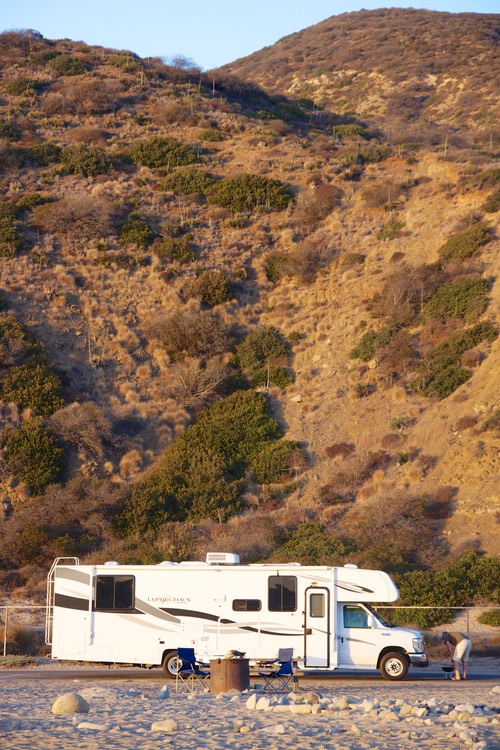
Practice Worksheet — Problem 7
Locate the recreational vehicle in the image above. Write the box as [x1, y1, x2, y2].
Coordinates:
[46, 553, 428, 680]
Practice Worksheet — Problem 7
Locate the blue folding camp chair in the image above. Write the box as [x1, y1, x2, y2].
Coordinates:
[175, 648, 210, 693]
[258, 648, 294, 692]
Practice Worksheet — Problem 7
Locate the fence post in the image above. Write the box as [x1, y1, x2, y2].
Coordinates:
[3, 606, 8, 657]
[466, 608, 470, 638]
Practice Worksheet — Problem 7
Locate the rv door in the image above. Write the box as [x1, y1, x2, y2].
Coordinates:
[303, 587, 330, 667]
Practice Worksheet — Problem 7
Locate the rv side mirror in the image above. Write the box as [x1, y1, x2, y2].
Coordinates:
[367, 614, 377, 629]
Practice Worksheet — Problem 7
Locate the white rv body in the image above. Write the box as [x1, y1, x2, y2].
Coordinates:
[46, 555, 428, 680]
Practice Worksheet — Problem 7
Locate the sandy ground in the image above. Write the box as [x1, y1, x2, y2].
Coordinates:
[0, 662, 499, 750]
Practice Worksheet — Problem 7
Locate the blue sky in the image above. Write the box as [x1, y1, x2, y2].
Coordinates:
[2, 1, 498, 70]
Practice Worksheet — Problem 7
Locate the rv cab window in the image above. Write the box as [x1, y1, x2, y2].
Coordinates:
[268, 576, 297, 611]
[95, 575, 135, 610]
[232, 599, 262, 611]
[343, 605, 369, 629]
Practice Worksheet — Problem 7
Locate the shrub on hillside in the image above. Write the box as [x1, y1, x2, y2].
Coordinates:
[377, 218, 404, 241]
[295, 183, 341, 226]
[439, 222, 491, 261]
[160, 167, 216, 195]
[15, 192, 51, 211]
[413, 322, 497, 399]
[107, 53, 141, 72]
[146, 308, 232, 359]
[47, 55, 87, 76]
[341, 252, 365, 268]
[477, 610, 500, 626]
[270, 521, 354, 565]
[168, 358, 229, 410]
[207, 174, 292, 212]
[60, 144, 111, 177]
[0, 142, 17, 173]
[186, 270, 234, 306]
[334, 124, 366, 138]
[17, 142, 62, 167]
[284, 241, 328, 283]
[130, 136, 198, 169]
[482, 188, 500, 213]
[0, 203, 22, 258]
[118, 212, 155, 249]
[0, 120, 21, 141]
[153, 234, 194, 262]
[264, 253, 286, 282]
[426, 277, 489, 321]
[249, 439, 301, 483]
[49, 402, 112, 458]
[236, 327, 289, 371]
[251, 366, 293, 389]
[1, 418, 64, 494]
[0, 363, 64, 416]
[119, 390, 295, 533]
[350, 327, 395, 361]
[197, 128, 225, 142]
[4, 77, 41, 96]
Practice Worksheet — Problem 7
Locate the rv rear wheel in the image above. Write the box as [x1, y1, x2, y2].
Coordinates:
[380, 652, 408, 681]
[161, 651, 181, 678]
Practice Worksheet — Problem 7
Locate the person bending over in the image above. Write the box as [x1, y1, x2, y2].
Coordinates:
[441, 631, 472, 680]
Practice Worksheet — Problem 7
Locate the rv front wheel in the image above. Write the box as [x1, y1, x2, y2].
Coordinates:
[380, 652, 408, 681]
[161, 651, 181, 678]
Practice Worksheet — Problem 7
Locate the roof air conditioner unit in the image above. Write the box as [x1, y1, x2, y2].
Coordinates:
[206, 552, 240, 565]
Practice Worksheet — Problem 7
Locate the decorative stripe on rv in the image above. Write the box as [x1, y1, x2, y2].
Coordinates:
[160, 608, 303, 637]
[335, 581, 374, 594]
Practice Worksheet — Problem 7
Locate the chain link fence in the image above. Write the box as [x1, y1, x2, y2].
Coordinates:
[1, 603, 499, 658]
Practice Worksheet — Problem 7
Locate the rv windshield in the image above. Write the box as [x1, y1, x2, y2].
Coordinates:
[366, 604, 393, 628]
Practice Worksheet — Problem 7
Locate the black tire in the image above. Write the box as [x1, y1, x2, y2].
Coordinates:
[379, 652, 409, 681]
[161, 650, 181, 678]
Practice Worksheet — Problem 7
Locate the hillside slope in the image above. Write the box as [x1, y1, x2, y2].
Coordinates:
[0, 14, 498, 584]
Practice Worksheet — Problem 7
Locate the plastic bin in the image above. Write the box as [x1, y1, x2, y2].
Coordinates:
[209, 658, 250, 693]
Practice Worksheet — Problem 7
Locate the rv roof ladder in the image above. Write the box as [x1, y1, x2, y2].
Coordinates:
[45, 557, 80, 645]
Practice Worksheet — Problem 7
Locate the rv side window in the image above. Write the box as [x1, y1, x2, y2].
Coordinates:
[232, 599, 262, 612]
[343, 605, 369, 628]
[268, 576, 297, 612]
[95, 575, 134, 610]
[309, 593, 325, 618]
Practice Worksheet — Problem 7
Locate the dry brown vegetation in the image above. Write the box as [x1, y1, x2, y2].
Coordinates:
[0, 13, 498, 589]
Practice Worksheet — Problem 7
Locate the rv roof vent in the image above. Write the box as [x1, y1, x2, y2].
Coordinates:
[157, 561, 178, 567]
[343, 563, 358, 569]
[206, 552, 240, 565]
[104, 560, 119, 566]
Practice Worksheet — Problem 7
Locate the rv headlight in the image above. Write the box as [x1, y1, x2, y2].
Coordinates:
[412, 636, 423, 652]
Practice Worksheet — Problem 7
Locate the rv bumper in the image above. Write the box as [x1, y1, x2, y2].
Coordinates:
[409, 653, 429, 668]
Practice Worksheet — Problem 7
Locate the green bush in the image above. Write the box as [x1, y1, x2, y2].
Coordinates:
[118, 212, 155, 249]
[119, 390, 295, 533]
[47, 55, 87, 76]
[15, 192, 51, 211]
[60, 145, 111, 177]
[350, 327, 395, 361]
[394, 552, 500, 629]
[0, 203, 22, 258]
[30, 49, 59, 66]
[427, 277, 489, 321]
[466, 168, 500, 189]
[264, 253, 286, 282]
[359, 144, 392, 163]
[270, 521, 353, 565]
[187, 270, 234, 306]
[160, 167, 216, 195]
[154, 235, 194, 262]
[107, 54, 141, 72]
[251, 366, 293, 389]
[236, 327, 289, 371]
[197, 128, 225, 142]
[18, 143, 62, 166]
[0, 363, 64, 416]
[249, 439, 301, 483]
[377, 219, 404, 241]
[341, 252, 365, 268]
[1, 418, 64, 494]
[131, 136, 198, 169]
[477, 610, 500, 626]
[4, 77, 41, 96]
[334, 124, 366, 138]
[0, 119, 21, 141]
[482, 188, 500, 213]
[439, 222, 491, 261]
[413, 322, 497, 399]
[207, 174, 292, 212]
